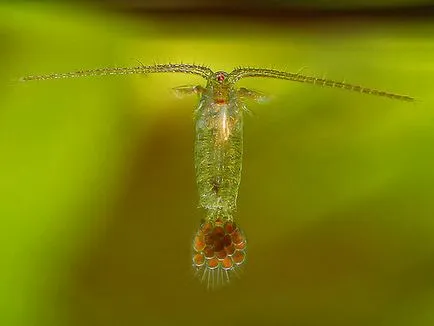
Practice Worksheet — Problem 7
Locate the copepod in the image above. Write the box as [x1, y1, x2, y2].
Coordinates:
[21, 63, 413, 288]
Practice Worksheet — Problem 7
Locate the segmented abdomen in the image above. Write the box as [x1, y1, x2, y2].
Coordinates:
[194, 99, 243, 218]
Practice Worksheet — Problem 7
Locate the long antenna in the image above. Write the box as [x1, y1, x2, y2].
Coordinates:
[20, 63, 213, 81]
[229, 67, 414, 102]
[21, 63, 413, 102]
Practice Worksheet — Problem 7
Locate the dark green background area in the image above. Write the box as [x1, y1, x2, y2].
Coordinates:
[1, 2, 434, 326]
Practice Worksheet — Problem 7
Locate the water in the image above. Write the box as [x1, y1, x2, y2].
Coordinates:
[21, 63, 413, 288]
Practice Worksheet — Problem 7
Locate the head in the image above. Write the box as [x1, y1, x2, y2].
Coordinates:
[206, 71, 233, 104]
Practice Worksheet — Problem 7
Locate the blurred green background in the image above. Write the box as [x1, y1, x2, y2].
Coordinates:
[1, 1, 434, 326]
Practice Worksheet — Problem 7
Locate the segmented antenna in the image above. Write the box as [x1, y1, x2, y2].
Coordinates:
[21, 63, 413, 101]
[229, 67, 414, 102]
[20, 63, 213, 81]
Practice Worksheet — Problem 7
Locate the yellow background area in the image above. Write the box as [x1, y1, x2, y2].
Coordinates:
[1, 2, 434, 326]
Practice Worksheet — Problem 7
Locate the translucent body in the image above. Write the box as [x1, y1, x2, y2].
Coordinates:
[190, 73, 249, 287]
[195, 81, 244, 215]
[21, 63, 413, 289]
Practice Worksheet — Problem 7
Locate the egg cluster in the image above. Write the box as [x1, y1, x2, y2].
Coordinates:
[192, 218, 247, 276]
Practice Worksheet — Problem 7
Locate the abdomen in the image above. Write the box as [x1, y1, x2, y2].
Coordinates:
[194, 99, 243, 218]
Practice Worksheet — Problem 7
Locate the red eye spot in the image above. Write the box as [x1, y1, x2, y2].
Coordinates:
[217, 73, 225, 82]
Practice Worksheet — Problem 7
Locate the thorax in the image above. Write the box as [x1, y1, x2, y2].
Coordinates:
[196, 85, 243, 143]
